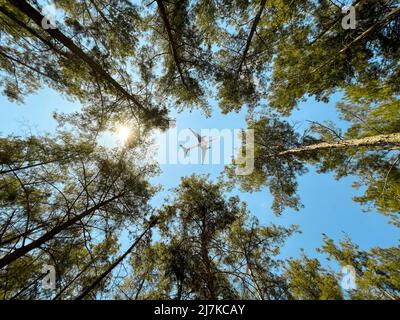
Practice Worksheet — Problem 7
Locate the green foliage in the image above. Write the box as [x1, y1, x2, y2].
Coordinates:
[285, 254, 343, 300]
[0, 0, 398, 301]
[0, 133, 157, 299]
[226, 117, 307, 214]
[120, 175, 297, 299]
[319, 236, 400, 300]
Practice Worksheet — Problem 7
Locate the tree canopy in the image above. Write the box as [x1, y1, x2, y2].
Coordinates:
[0, 0, 399, 300]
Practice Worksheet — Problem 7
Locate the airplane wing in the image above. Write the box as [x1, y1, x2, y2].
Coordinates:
[189, 128, 202, 143]
[179, 144, 189, 157]
[180, 143, 201, 157]
[180, 143, 201, 150]
[186, 143, 201, 150]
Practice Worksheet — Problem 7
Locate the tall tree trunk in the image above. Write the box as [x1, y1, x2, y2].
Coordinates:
[245, 262, 264, 300]
[6, 0, 148, 116]
[176, 279, 183, 300]
[0, 157, 71, 175]
[236, 0, 267, 76]
[0, 194, 123, 269]
[0, 5, 68, 58]
[134, 276, 147, 300]
[0, 226, 42, 247]
[75, 218, 158, 300]
[155, 0, 187, 87]
[278, 133, 400, 157]
[200, 232, 216, 299]
[311, 5, 400, 73]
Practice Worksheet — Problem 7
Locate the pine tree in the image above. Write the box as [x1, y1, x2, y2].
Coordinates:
[285, 253, 343, 300]
[228, 114, 400, 221]
[319, 235, 400, 300]
[0, 133, 157, 298]
[0, 0, 169, 130]
[119, 175, 297, 299]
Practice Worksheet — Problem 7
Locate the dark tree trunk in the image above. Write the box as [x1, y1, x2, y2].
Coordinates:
[75, 218, 158, 300]
[311, 5, 400, 73]
[155, 0, 187, 87]
[236, 0, 267, 76]
[6, 0, 148, 115]
[0, 194, 123, 269]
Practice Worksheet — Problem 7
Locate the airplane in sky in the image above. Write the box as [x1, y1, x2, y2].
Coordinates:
[180, 128, 215, 164]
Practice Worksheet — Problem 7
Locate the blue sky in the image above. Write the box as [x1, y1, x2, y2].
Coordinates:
[0, 87, 398, 270]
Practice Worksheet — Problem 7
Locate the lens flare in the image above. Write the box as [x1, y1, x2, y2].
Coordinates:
[116, 126, 131, 144]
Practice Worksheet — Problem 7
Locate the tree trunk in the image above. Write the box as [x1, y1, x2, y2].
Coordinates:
[155, 0, 187, 87]
[200, 232, 216, 299]
[0, 226, 42, 247]
[311, 5, 400, 74]
[0, 194, 123, 269]
[246, 262, 264, 300]
[7, 0, 147, 115]
[278, 133, 400, 157]
[0, 157, 71, 175]
[75, 218, 158, 300]
[0, 5, 69, 58]
[236, 0, 267, 76]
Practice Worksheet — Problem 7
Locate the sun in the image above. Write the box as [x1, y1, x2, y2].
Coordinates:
[116, 126, 131, 144]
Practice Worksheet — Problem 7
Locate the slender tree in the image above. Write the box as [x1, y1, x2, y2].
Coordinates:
[119, 175, 297, 300]
[0, 133, 157, 298]
[228, 113, 400, 220]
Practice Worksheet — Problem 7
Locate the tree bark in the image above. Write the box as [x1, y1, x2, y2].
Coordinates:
[75, 217, 158, 300]
[6, 0, 148, 115]
[236, 0, 267, 76]
[245, 261, 264, 300]
[0, 157, 72, 175]
[0, 194, 123, 269]
[200, 230, 216, 299]
[155, 0, 187, 87]
[311, 5, 400, 74]
[0, 226, 43, 247]
[0, 5, 69, 58]
[277, 133, 400, 157]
